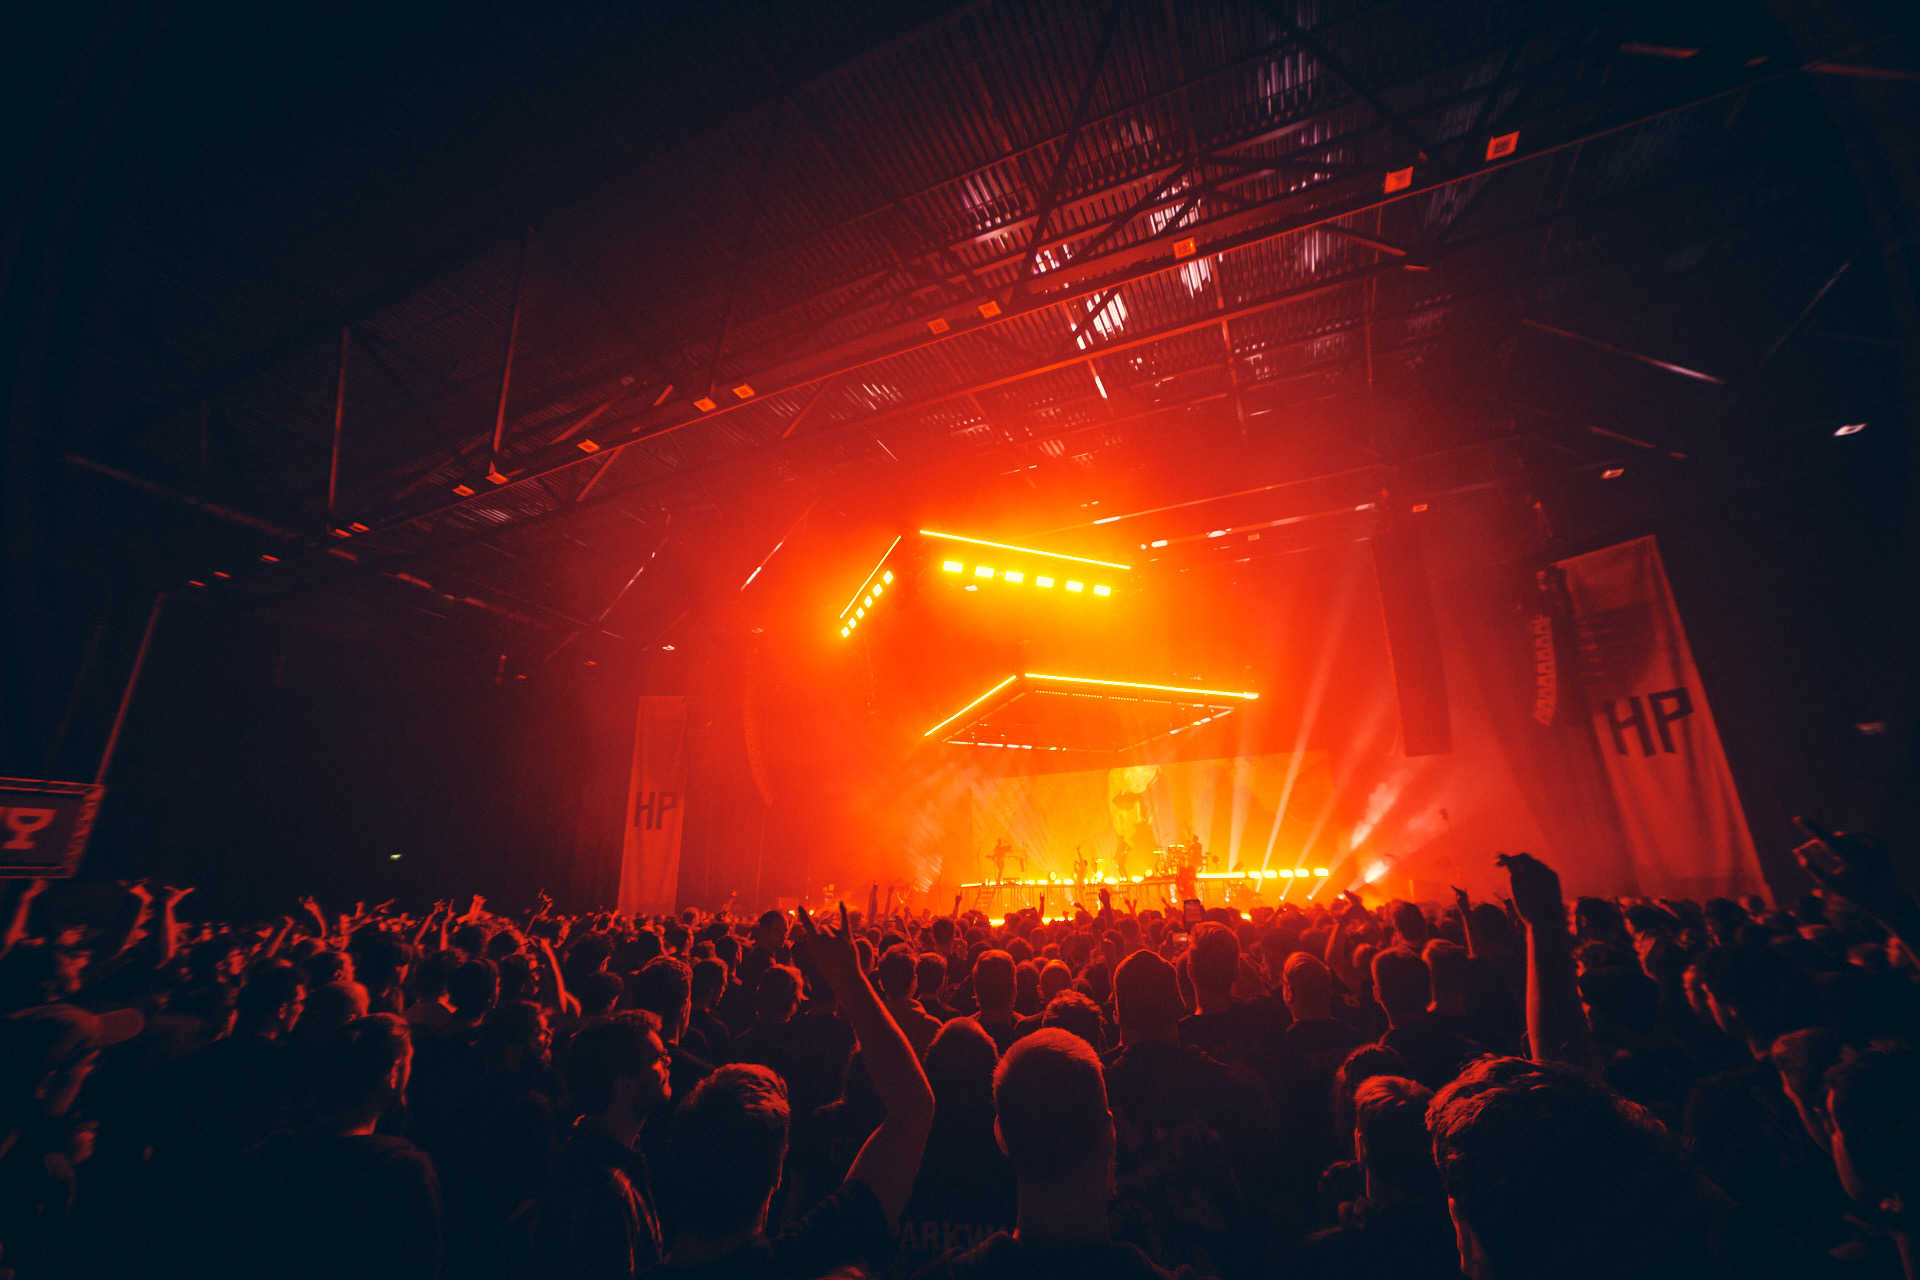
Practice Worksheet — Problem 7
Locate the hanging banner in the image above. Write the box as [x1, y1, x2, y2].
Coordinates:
[618, 696, 690, 916]
[1557, 537, 1765, 900]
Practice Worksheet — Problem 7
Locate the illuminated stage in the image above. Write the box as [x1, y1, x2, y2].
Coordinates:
[960, 866, 1332, 915]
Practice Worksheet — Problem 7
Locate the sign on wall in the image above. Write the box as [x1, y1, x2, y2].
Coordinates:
[0, 779, 105, 878]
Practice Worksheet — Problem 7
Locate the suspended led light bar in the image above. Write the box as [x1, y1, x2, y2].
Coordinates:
[923, 671, 1259, 752]
[918, 529, 1131, 570]
[836, 535, 902, 639]
[1022, 673, 1259, 701]
[923, 675, 1019, 739]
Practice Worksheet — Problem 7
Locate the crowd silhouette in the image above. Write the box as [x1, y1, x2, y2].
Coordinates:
[2, 827, 1917, 1280]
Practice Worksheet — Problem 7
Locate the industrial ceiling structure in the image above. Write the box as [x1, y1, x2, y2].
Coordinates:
[16, 0, 1915, 666]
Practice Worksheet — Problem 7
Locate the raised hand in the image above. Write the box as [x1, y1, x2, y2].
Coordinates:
[1794, 819, 1913, 924]
[1497, 852, 1565, 932]
[1451, 885, 1471, 916]
[796, 902, 863, 995]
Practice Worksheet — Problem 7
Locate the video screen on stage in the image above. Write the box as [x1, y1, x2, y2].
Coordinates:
[970, 751, 1333, 884]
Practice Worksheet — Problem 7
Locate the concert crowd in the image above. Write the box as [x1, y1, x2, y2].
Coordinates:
[3, 831, 1919, 1280]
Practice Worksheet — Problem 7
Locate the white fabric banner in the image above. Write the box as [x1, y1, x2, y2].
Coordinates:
[1557, 537, 1765, 899]
[618, 696, 690, 916]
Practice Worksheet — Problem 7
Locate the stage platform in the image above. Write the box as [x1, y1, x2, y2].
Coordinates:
[959, 867, 1331, 914]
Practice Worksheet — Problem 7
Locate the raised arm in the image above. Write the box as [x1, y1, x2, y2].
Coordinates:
[155, 885, 192, 966]
[1453, 886, 1485, 959]
[1793, 820, 1920, 957]
[1499, 853, 1598, 1072]
[411, 902, 443, 950]
[796, 903, 934, 1226]
[536, 935, 580, 1017]
[2, 878, 47, 958]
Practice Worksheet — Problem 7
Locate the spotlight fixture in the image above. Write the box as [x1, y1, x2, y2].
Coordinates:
[1835, 422, 1867, 436]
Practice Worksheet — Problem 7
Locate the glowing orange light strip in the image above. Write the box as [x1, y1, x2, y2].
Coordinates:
[923, 675, 1018, 739]
[839, 535, 903, 619]
[919, 529, 1130, 571]
[1022, 673, 1259, 701]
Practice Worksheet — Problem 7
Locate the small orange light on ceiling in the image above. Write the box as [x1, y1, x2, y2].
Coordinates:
[694, 396, 718, 412]
[855, 607, 864, 618]
[188, 579, 206, 587]
[1312, 868, 1330, 877]
[1486, 131, 1519, 160]
[349, 522, 369, 532]
[882, 570, 894, 583]
[975, 565, 994, 578]
[1065, 580, 1083, 592]
[453, 484, 476, 496]
[1385, 166, 1414, 193]
[863, 595, 873, 608]
[927, 317, 949, 334]
[841, 626, 851, 637]
[978, 300, 1001, 318]
[213, 570, 231, 578]
[577, 439, 601, 452]
[260, 554, 279, 562]
[1602, 468, 1625, 479]
[733, 384, 754, 399]
[1003, 571, 1024, 583]
[1174, 237, 1197, 259]
[1278, 869, 1296, 878]
[942, 561, 963, 573]
[1036, 576, 1054, 588]
[1093, 584, 1111, 596]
